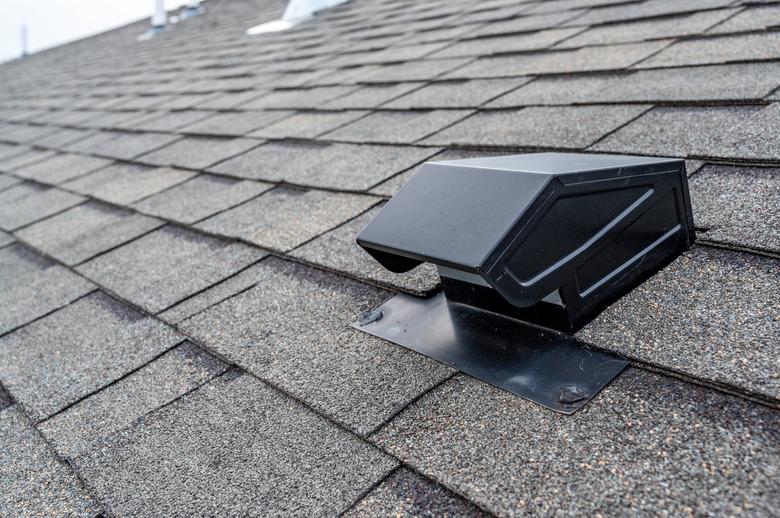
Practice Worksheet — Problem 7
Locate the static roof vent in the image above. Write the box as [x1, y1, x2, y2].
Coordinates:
[354, 152, 694, 412]
[247, 0, 347, 35]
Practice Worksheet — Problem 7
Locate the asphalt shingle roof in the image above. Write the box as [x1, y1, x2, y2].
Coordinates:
[0, 0, 778, 515]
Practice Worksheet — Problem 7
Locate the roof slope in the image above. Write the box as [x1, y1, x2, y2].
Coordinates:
[0, 0, 778, 515]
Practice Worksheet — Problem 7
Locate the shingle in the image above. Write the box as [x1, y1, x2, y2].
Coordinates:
[77, 226, 263, 313]
[196, 186, 378, 251]
[73, 373, 397, 517]
[0, 174, 21, 192]
[63, 163, 195, 205]
[447, 41, 669, 78]
[558, 9, 738, 47]
[0, 142, 29, 161]
[180, 258, 454, 435]
[159, 262, 268, 324]
[0, 123, 60, 144]
[79, 110, 151, 130]
[66, 130, 180, 160]
[238, 86, 357, 109]
[385, 78, 531, 109]
[135, 136, 260, 169]
[488, 63, 780, 106]
[248, 110, 368, 139]
[35, 127, 93, 149]
[425, 105, 647, 148]
[193, 90, 265, 109]
[707, 4, 780, 34]
[0, 292, 182, 421]
[132, 174, 272, 224]
[566, 0, 736, 26]
[127, 110, 213, 132]
[324, 83, 423, 109]
[592, 104, 780, 160]
[0, 184, 85, 231]
[39, 342, 227, 459]
[636, 32, 780, 69]
[360, 58, 472, 83]
[16, 202, 163, 265]
[429, 28, 583, 58]
[0, 148, 56, 172]
[292, 205, 439, 294]
[578, 246, 780, 400]
[0, 230, 12, 248]
[690, 165, 779, 253]
[344, 468, 487, 517]
[373, 369, 780, 517]
[0, 182, 39, 205]
[0, 244, 94, 335]
[178, 110, 293, 136]
[467, 11, 582, 37]
[325, 110, 473, 144]
[0, 407, 100, 517]
[13, 153, 112, 184]
[210, 140, 439, 190]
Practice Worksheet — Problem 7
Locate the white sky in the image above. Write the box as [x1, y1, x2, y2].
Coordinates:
[0, 0, 193, 64]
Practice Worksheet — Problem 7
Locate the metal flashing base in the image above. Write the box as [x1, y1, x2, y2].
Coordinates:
[353, 292, 628, 414]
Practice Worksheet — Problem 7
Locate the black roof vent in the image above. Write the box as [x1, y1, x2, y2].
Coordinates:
[353, 152, 694, 413]
[358, 152, 695, 332]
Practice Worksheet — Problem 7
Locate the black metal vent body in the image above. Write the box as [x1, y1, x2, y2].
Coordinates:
[358, 152, 694, 331]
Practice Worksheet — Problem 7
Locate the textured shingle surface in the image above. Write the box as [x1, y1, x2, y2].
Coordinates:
[578, 247, 780, 400]
[39, 342, 227, 459]
[211, 141, 439, 190]
[15, 202, 163, 265]
[1, 0, 779, 513]
[180, 258, 453, 435]
[0, 292, 182, 421]
[0, 244, 94, 334]
[73, 373, 397, 517]
[77, 226, 264, 313]
[0, 407, 100, 517]
[196, 186, 377, 251]
[373, 370, 780, 517]
[690, 165, 780, 253]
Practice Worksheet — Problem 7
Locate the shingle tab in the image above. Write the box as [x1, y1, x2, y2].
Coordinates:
[0, 244, 94, 335]
[0, 407, 100, 517]
[707, 4, 780, 34]
[238, 86, 357, 109]
[0, 174, 21, 192]
[344, 468, 487, 517]
[558, 9, 738, 47]
[636, 32, 780, 69]
[248, 110, 368, 139]
[0, 148, 56, 172]
[73, 373, 397, 516]
[373, 370, 780, 516]
[430, 28, 582, 58]
[63, 163, 195, 204]
[180, 258, 453, 435]
[447, 41, 669, 78]
[360, 58, 472, 83]
[324, 83, 423, 109]
[197, 186, 377, 250]
[566, 0, 735, 26]
[178, 110, 294, 136]
[132, 174, 273, 224]
[66, 130, 180, 160]
[0, 184, 84, 231]
[578, 246, 780, 400]
[16, 202, 163, 265]
[385, 78, 531, 109]
[488, 63, 780, 106]
[210, 141, 439, 190]
[136, 136, 260, 169]
[127, 110, 213, 132]
[425, 105, 648, 148]
[0, 292, 182, 421]
[325, 110, 473, 144]
[14, 153, 112, 184]
[292, 205, 439, 294]
[690, 165, 780, 254]
[77, 226, 264, 313]
[39, 342, 227, 459]
[592, 104, 780, 160]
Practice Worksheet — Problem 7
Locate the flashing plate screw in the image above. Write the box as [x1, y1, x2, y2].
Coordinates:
[359, 309, 383, 326]
[557, 385, 588, 405]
